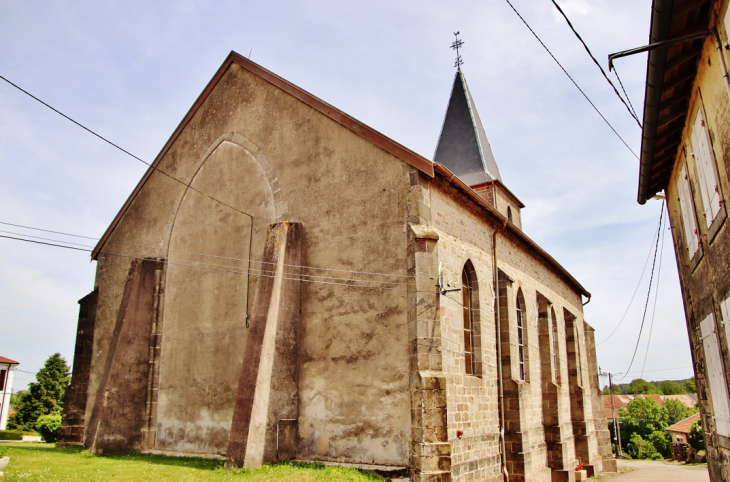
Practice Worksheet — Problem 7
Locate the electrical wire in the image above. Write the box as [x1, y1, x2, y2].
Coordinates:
[0, 233, 427, 293]
[598, 206, 664, 345]
[503, 0, 639, 159]
[551, 0, 642, 127]
[0, 74, 254, 222]
[0, 220, 416, 280]
[640, 214, 666, 378]
[616, 200, 665, 382]
[612, 63, 640, 122]
[0, 221, 97, 240]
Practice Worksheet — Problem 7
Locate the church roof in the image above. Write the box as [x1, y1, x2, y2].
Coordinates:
[434, 70, 501, 185]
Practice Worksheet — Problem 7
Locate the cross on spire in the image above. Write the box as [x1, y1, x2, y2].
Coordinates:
[451, 31, 464, 69]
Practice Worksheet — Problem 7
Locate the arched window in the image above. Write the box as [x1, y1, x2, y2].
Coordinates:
[462, 261, 481, 377]
[516, 289, 526, 381]
[551, 307, 560, 384]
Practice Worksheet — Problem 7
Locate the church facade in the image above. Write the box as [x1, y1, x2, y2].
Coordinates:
[59, 52, 613, 482]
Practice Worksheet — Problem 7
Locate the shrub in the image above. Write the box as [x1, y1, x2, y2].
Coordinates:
[688, 420, 705, 451]
[35, 414, 62, 443]
[649, 430, 671, 457]
[0, 430, 31, 440]
[627, 433, 661, 460]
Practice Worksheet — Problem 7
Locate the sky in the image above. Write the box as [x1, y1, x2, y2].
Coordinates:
[0, 0, 694, 392]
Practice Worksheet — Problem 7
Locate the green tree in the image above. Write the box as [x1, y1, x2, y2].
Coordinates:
[619, 397, 668, 448]
[7, 353, 70, 431]
[657, 380, 685, 395]
[684, 378, 697, 393]
[626, 378, 660, 394]
[688, 420, 705, 451]
[35, 414, 62, 443]
[603, 385, 622, 395]
[664, 398, 691, 425]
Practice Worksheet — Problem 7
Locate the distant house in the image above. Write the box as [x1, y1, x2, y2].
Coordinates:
[668, 412, 701, 445]
[0, 356, 19, 430]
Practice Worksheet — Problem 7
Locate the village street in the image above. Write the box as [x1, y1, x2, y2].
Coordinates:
[610, 459, 710, 482]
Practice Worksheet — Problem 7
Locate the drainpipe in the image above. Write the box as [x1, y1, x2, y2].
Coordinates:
[582, 293, 591, 306]
[493, 219, 509, 482]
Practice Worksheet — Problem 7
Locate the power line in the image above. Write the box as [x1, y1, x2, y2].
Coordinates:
[598, 205, 664, 345]
[640, 215, 666, 378]
[0, 221, 97, 240]
[612, 63, 640, 122]
[616, 200, 665, 381]
[0, 74, 254, 222]
[0, 220, 416, 280]
[550, 0, 642, 127]
[0, 232, 425, 292]
[503, 0, 639, 159]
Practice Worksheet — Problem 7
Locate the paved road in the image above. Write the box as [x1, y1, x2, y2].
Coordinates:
[608, 459, 710, 482]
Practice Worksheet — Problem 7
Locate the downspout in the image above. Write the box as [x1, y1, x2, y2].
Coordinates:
[493, 219, 509, 482]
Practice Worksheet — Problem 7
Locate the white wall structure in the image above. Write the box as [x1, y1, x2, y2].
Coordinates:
[0, 356, 20, 431]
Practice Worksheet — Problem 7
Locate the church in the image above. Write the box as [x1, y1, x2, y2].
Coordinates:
[58, 51, 613, 482]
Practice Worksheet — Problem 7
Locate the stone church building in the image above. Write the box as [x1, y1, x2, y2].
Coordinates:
[59, 52, 613, 481]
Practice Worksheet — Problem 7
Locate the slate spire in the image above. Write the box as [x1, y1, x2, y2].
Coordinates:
[433, 70, 501, 185]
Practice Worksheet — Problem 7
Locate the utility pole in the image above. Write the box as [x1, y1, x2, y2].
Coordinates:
[609, 372, 623, 457]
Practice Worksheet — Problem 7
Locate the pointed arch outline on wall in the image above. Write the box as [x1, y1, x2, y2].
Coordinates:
[164, 131, 287, 253]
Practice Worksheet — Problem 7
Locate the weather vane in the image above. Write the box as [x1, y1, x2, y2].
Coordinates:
[451, 31, 464, 69]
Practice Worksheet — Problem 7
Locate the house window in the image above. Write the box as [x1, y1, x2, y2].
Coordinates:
[0, 369, 5, 391]
[700, 313, 730, 437]
[676, 163, 700, 259]
[462, 261, 481, 377]
[516, 289, 526, 382]
[691, 108, 723, 228]
[551, 307, 560, 384]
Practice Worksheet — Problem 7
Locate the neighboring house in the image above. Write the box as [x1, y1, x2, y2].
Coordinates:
[630, 0, 730, 480]
[0, 356, 19, 430]
[58, 52, 613, 481]
[668, 412, 701, 445]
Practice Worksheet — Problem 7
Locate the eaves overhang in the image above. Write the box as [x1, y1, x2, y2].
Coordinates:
[433, 163, 590, 299]
[638, 0, 712, 204]
[92, 51, 435, 259]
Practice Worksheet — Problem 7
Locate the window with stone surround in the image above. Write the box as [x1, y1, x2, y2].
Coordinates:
[516, 288, 527, 382]
[462, 261, 481, 377]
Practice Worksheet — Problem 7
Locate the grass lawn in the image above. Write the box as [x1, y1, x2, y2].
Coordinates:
[0, 443, 384, 481]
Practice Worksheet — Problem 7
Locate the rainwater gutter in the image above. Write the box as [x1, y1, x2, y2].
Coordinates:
[492, 219, 509, 482]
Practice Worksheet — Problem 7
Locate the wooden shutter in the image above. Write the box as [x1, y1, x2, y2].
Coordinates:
[700, 313, 730, 437]
[691, 110, 722, 227]
[677, 164, 700, 259]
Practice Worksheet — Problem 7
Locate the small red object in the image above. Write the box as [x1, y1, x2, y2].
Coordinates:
[457, 430, 464, 438]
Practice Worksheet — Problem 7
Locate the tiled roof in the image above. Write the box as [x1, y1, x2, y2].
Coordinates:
[667, 412, 701, 434]
[0, 356, 19, 365]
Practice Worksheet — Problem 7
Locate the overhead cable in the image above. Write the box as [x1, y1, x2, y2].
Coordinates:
[0, 74, 254, 221]
[616, 200, 665, 381]
[503, 0, 639, 159]
[640, 214, 666, 378]
[598, 207, 664, 345]
[551, 0, 642, 127]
